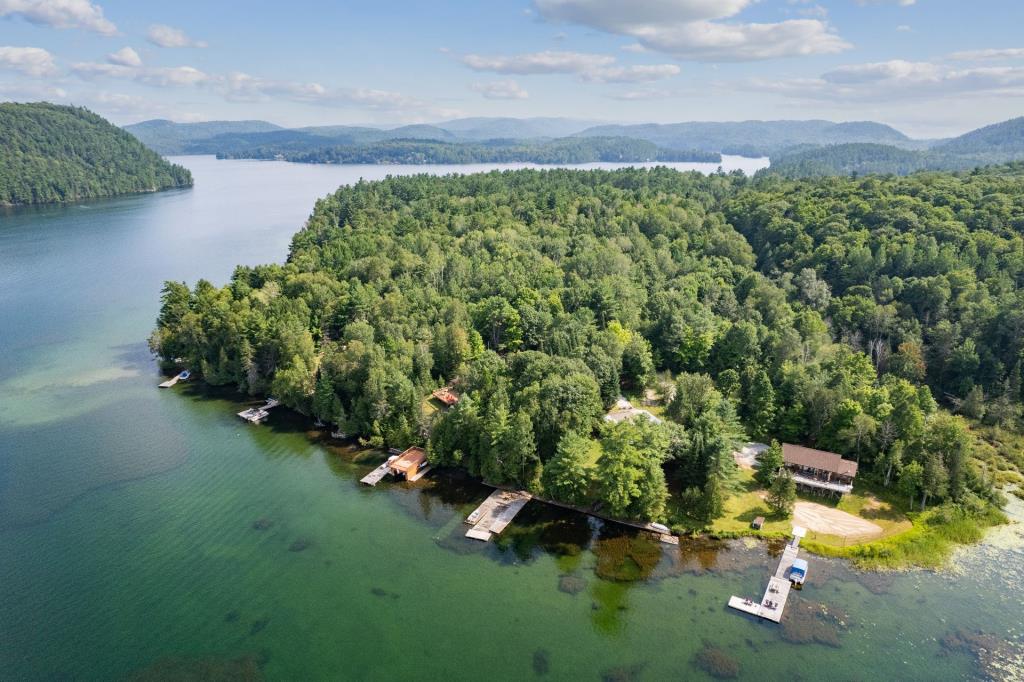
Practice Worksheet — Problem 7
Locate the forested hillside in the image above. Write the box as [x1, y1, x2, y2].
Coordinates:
[151, 167, 1022, 526]
[208, 136, 719, 165]
[124, 118, 283, 154]
[0, 103, 192, 205]
[574, 120, 913, 157]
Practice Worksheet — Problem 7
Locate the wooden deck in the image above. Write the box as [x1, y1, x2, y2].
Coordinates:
[158, 371, 189, 388]
[237, 398, 280, 424]
[360, 456, 397, 486]
[727, 527, 804, 623]
[464, 489, 532, 541]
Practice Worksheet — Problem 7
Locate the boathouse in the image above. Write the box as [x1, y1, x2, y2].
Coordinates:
[388, 446, 428, 481]
[782, 443, 858, 496]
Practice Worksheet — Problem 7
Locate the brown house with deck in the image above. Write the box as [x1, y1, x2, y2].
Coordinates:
[781, 444, 858, 497]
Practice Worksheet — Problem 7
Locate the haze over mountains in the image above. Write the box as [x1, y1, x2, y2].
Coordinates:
[124, 115, 1024, 176]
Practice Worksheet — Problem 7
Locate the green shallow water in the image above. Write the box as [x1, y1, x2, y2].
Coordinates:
[1, 156, 1021, 681]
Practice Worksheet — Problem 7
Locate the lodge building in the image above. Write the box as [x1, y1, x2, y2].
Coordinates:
[781, 443, 858, 497]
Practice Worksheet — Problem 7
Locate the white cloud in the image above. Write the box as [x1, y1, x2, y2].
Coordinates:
[0, 45, 57, 76]
[896, 25, 912, 32]
[747, 59, 1024, 101]
[607, 87, 690, 100]
[71, 60, 213, 87]
[461, 50, 614, 75]
[0, 0, 116, 35]
[626, 19, 850, 61]
[146, 24, 206, 48]
[460, 49, 679, 83]
[107, 46, 141, 67]
[471, 80, 529, 99]
[949, 48, 1024, 61]
[0, 81, 66, 100]
[534, 0, 751, 29]
[67, 57, 458, 119]
[533, 0, 849, 61]
[582, 63, 680, 83]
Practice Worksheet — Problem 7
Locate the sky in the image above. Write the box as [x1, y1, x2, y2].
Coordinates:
[0, 0, 1022, 137]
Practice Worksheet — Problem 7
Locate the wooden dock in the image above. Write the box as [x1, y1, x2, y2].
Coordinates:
[727, 526, 805, 623]
[464, 489, 532, 541]
[158, 370, 190, 388]
[360, 456, 398, 486]
[237, 398, 280, 424]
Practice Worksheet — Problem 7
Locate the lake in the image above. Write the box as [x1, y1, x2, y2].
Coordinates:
[0, 155, 1021, 680]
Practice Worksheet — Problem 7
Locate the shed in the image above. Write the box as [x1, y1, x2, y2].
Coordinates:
[751, 516, 765, 530]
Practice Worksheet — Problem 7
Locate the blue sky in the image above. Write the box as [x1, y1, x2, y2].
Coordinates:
[1, 0, 1022, 136]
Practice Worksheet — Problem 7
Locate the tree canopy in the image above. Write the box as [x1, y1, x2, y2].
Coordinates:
[0, 103, 192, 205]
[152, 165, 1021, 520]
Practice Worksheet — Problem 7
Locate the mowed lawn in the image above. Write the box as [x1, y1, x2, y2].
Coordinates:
[712, 469, 912, 547]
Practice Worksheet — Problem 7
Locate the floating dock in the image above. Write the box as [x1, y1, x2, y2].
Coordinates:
[360, 456, 398, 486]
[464, 489, 532, 542]
[237, 398, 280, 424]
[159, 370, 190, 388]
[728, 526, 806, 623]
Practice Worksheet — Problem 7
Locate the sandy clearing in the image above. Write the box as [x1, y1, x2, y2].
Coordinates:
[793, 501, 883, 538]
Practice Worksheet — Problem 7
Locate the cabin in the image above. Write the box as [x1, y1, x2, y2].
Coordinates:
[604, 397, 662, 425]
[388, 446, 428, 481]
[782, 444, 858, 497]
[431, 387, 460, 408]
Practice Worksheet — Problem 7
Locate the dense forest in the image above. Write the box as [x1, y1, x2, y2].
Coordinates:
[0, 103, 192, 205]
[210, 136, 720, 165]
[151, 166, 1023, 526]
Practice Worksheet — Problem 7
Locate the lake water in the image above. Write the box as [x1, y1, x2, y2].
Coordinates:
[1, 156, 1021, 681]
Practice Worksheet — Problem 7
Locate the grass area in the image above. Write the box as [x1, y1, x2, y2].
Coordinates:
[803, 504, 1007, 570]
[708, 469, 911, 543]
[582, 438, 603, 470]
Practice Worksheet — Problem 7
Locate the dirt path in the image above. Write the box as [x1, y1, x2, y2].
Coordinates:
[793, 501, 883, 538]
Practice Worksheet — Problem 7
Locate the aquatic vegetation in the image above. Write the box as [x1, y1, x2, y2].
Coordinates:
[251, 518, 274, 530]
[287, 538, 312, 552]
[692, 640, 740, 679]
[126, 654, 264, 681]
[593, 534, 662, 582]
[779, 601, 847, 648]
[600, 663, 645, 682]
[532, 649, 550, 676]
[558, 574, 587, 595]
[249, 618, 270, 636]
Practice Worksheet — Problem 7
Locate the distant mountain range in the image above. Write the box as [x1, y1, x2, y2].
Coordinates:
[767, 117, 1024, 177]
[124, 115, 1024, 176]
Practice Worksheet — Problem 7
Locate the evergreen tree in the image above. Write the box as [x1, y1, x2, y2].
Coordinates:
[755, 440, 784, 488]
[766, 469, 796, 517]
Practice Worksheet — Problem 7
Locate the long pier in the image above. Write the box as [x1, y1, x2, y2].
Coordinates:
[464, 490, 532, 542]
[727, 526, 806, 623]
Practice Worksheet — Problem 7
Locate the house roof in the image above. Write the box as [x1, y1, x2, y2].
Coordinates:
[390, 446, 427, 473]
[783, 444, 858, 478]
[431, 387, 459, 406]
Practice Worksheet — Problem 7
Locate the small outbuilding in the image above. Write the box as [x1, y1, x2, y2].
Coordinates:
[431, 387, 460, 408]
[751, 516, 765, 530]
